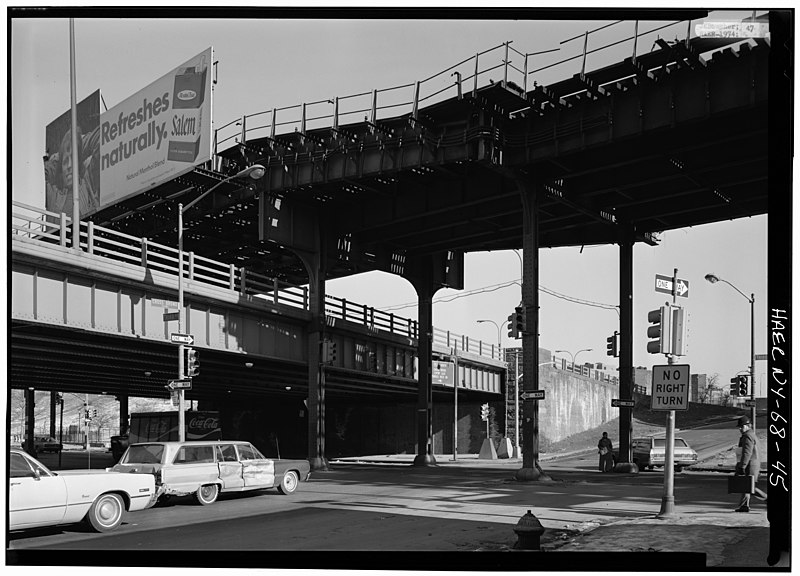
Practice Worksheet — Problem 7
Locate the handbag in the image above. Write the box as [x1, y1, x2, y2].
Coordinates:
[599, 447, 608, 455]
[727, 474, 755, 494]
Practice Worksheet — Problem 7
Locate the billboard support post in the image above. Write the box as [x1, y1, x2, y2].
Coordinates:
[69, 19, 80, 251]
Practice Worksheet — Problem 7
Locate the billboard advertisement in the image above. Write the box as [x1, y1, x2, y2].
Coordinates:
[44, 90, 101, 219]
[99, 47, 213, 210]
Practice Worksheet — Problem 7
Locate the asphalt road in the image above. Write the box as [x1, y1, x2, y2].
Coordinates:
[8, 459, 746, 566]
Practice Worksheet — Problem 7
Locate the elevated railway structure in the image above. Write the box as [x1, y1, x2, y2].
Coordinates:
[12, 12, 784, 472]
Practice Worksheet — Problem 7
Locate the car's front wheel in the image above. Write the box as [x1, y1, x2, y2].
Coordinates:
[87, 492, 125, 532]
[195, 484, 219, 505]
[277, 470, 299, 495]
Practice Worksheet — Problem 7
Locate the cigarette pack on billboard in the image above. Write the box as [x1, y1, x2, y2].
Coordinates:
[172, 66, 207, 109]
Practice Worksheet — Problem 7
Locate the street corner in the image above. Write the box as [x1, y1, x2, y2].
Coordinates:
[549, 508, 769, 559]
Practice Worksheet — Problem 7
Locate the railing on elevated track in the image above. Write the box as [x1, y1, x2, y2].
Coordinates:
[11, 200, 504, 362]
[213, 17, 711, 154]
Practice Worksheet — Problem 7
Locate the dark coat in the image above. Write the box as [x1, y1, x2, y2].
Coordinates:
[738, 428, 760, 475]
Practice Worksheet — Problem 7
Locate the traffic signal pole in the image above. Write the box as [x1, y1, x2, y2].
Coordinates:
[657, 268, 679, 518]
[178, 204, 186, 442]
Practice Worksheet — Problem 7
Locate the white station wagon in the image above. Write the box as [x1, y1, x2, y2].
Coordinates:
[9, 448, 157, 532]
[111, 440, 311, 505]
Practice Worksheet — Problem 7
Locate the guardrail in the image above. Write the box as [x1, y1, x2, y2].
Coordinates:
[11, 200, 503, 361]
[214, 17, 701, 155]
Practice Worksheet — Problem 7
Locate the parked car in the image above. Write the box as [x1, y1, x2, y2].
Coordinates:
[613, 436, 698, 471]
[110, 440, 311, 505]
[20, 436, 62, 454]
[8, 448, 157, 532]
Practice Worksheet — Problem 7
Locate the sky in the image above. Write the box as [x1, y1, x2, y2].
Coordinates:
[7, 7, 780, 398]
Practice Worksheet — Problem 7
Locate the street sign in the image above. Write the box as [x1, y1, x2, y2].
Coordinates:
[651, 364, 690, 411]
[754, 354, 768, 361]
[152, 298, 179, 309]
[744, 400, 757, 407]
[168, 378, 193, 390]
[611, 399, 635, 408]
[170, 333, 194, 345]
[163, 311, 180, 322]
[520, 390, 545, 401]
[432, 361, 455, 387]
[655, 274, 689, 298]
[695, 22, 769, 39]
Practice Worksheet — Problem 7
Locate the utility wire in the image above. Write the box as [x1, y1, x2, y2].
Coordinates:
[380, 279, 619, 314]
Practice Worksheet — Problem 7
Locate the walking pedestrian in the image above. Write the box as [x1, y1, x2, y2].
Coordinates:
[734, 415, 767, 512]
[597, 431, 613, 472]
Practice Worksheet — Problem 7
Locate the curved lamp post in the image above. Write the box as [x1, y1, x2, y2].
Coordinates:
[177, 164, 265, 440]
[555, 348, 593, 372]
[705, 273, 756, 429]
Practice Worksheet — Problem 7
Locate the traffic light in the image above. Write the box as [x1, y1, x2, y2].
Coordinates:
[730, 377, 739, 396]
[507, 306, 525, 339]
[646, 305, 672, 355]
[507, 312, 517, 339]
[606, 331, 619, 357]
[56, 392, 63, 405]
[186, 347, 200, 377]
[480, 403, 489, 421]
[322, 340, 337, 364]
[671, 307, 686, 356]
[738, 375, 748, 397]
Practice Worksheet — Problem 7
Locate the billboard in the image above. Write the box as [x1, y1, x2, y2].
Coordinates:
[44, 90, 101, 219]
[99, 47, 213, 210]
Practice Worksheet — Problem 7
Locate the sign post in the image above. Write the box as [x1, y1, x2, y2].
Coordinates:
[654, 267, 689, 518]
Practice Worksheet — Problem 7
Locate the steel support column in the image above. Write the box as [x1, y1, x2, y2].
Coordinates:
[298, 215, 328, 472]
[516, 181, 549, 481]
[118, 394, 129, 436]
[413, 264, 436, 467]
[614, 229, 639, 473]
[24, 388, 35, 455]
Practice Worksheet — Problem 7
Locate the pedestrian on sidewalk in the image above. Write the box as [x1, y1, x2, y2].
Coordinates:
[734, 415, 767, 512]
[597, 431, 614, 472]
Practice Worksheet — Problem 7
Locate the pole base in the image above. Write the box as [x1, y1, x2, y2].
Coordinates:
[309, 457, 329, 471]
[657, 496, 676, 518]
[613, 462, 640, 474]
[515, 465, 552, 482]
[412, 453, 437, 466]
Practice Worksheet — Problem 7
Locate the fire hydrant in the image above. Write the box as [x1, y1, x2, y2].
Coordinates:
[513, 509, 545, 550]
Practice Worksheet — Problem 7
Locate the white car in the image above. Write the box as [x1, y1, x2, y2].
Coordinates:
[9, 448, 158, 532]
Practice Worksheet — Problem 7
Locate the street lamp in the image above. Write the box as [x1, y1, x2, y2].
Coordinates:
[476, 319, 502, 357]
[554, 348, 593, 373]
[705, 273, 756, 429]
[177, 164, 265, 440]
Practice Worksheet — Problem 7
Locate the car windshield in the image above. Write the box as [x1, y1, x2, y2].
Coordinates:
[123, 444, 166, 464]
[653, 438, 689, 448]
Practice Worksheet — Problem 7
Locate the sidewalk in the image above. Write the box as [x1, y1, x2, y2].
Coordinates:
[329, 453, 776, 568]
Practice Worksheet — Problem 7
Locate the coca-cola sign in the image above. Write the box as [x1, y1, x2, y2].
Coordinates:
[189, 416, 219, 430]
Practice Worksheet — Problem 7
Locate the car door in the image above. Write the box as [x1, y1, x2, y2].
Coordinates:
[237, 444, 275, 488]
[216, 444, 244, 491]
[9, 452, 68, 529]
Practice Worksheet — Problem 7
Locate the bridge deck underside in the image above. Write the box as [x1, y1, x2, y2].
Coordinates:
[91, 37, 771, 286]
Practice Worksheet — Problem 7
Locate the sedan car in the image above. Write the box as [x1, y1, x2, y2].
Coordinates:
[613, 436, 698, 471]
[9, 448, 157, 532]
[20, 436, 63, 454]
[111, 440, 311, 505]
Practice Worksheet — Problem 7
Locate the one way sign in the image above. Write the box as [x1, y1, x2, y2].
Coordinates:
[655, 274, 689, 298]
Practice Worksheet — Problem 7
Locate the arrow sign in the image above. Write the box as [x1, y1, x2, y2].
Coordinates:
[167, 378, 193, 390]
[655, 274, 689, 298]
[520, 390, 545, 401]
[170, 333, 194, 345]
[612, 399, 635, 408]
